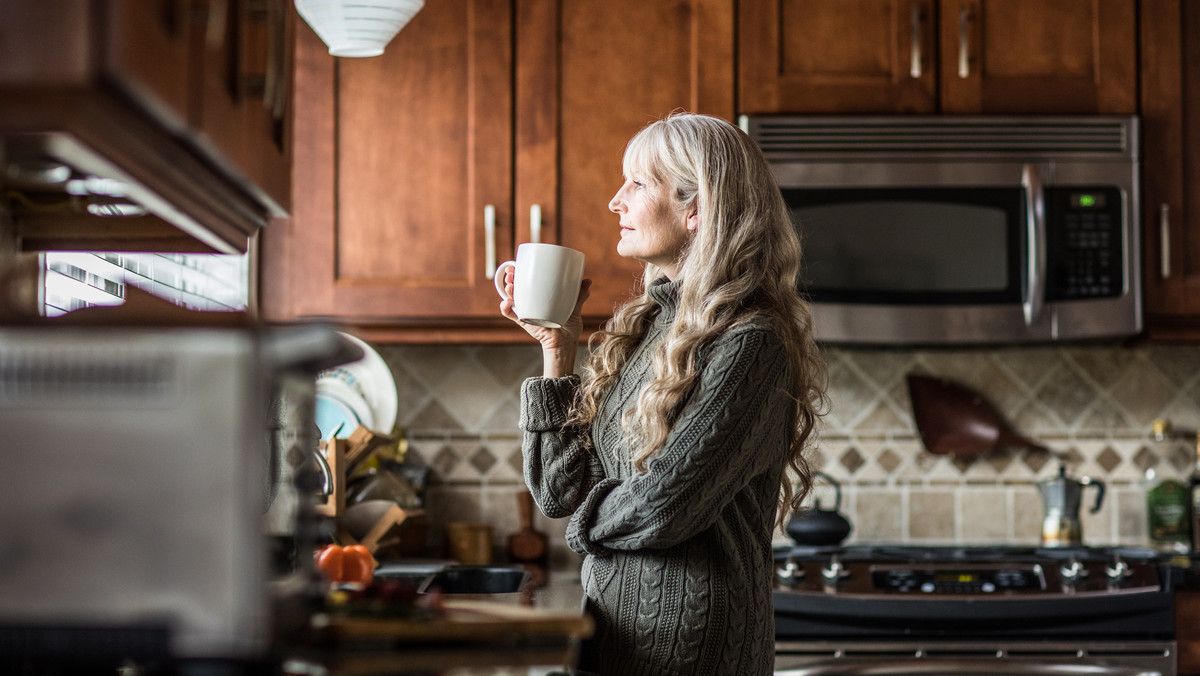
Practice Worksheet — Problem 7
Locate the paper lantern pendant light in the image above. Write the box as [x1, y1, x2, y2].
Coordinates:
[294, 0, 424, 58]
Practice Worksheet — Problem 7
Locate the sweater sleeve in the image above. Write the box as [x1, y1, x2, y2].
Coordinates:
[565, 326, 794, 556]
[520, 375, 606, 519]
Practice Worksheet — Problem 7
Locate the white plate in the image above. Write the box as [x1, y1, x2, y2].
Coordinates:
[317, 333, 398, 435]
[315, 377, 374, 439]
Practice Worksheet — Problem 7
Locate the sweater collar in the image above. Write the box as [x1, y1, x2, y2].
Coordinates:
[647, 276, 681, 321]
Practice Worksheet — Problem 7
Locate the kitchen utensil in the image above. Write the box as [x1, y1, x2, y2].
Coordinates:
[906, 373, 1063, 459]
[445, 523, 494, 565]
[786, 472, 852, 546]
[507, 490, 549, 565]
[1038, 465, 1105, 546]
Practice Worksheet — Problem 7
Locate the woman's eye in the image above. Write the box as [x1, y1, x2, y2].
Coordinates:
[633, 181, 645, 190]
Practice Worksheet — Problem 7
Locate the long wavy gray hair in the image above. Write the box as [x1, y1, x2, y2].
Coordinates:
[569, 112, 827, 526]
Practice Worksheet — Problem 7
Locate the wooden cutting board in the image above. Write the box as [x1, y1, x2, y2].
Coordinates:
[311, 599, 593, 644]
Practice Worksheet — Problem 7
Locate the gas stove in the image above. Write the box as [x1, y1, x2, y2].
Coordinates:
[773, 544, 1168, 599]
[771, 544, 1178, 675]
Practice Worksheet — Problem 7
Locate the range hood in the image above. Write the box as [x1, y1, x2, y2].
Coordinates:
[1, 0, 293, 256]
[3, 131, 268, 254]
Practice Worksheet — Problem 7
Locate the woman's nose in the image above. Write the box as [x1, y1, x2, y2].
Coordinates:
[608, 191, 622, 213]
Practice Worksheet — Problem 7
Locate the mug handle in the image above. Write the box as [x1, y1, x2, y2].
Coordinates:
[493, 260, 517, 300]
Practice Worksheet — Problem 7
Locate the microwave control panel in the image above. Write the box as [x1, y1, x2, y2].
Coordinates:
[1045, 186, 1124, 301]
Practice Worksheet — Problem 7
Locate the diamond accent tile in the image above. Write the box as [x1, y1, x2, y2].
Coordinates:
[1133, 445, 1158, 472]
[430, 445, 459, 478]
[876, 448, 902, 473]
[1067, 349, 1138, 389]
[1149, 346, 1200, 387]
[997, 348, 1062, 390]
[476, 345, 542, 386]
[1095, 446, 1122, 473]
[508, 447, 524, 475]
[853, 401, 910, 432]
[1022, 451, 1052, 474]
[1034, 366, 1093, 426]
[468, 445, 497, 475]
[950, 455, 973, 474]
[408, 399, 464, 431]
[1169, 444, 1195, 472]
[1110, 367, 1176, 426]
[839, 447, 865, 474]
[986, 451, 1014, 474]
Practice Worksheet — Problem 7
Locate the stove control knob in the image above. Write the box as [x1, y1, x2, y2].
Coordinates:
[777, 559, 805, 587]
[1061, 558, 1087, 583]
[821, 556, 849, 584]
[1105, 559, 1132, 582]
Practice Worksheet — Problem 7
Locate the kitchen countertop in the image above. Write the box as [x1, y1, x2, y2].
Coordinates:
[284, 565, 589, 675]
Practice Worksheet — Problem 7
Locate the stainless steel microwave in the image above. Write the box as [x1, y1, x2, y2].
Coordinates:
[741, 115, 1141, 345]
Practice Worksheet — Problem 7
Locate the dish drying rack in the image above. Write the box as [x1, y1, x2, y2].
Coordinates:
[317, 424, 423, 553]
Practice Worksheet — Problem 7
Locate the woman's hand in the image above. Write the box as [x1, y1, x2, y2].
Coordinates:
[499, 269, 592, 377]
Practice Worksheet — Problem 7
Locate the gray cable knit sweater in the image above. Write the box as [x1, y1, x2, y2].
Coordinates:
[520, 279, 795, 675]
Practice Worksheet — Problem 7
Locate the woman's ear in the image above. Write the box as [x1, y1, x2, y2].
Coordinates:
[686, 209, 700, 232]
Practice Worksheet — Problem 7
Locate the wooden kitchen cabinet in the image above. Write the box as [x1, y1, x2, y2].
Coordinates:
[105, 0, 293, 216]
[0, 0, 292, 254]
[1141, 0, 1200, 341]
[263, 0, 734, 341]
[738, 0, 1137, 115]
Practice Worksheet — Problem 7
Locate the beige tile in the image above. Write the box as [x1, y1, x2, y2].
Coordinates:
[385, 343, 1200, 548]
[1011, 485, 1043, 545]
[852, 489, 903, 542]
[908, 490, 954, 540]
[959, 487, 1009, 542]
[1115, 486, 1148, 544]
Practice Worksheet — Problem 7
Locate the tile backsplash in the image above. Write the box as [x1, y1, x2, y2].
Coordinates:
[373, 342, 1200, 564]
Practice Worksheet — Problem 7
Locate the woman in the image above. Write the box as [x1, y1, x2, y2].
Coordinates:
[499, 113, 826, 675]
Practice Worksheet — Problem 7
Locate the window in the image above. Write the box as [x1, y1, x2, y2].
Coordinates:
[43, 252, 248, 316]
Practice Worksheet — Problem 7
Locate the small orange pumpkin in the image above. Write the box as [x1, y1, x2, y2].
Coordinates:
[314, 544, 375, 585]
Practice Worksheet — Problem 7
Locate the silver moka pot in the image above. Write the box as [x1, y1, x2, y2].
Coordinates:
[1038, 465, 1106, 546]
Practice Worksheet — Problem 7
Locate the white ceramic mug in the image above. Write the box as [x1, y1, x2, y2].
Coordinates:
[494, 243, 586, 328]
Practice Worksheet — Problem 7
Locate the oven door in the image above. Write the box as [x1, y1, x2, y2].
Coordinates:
[775, 640, 1176, 675]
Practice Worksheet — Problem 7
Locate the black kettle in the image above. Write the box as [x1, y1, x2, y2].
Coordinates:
[786, 471, 852, 546]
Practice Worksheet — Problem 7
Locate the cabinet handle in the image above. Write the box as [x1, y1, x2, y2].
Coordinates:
[1160, 203, 1172, 279]
[484, 204, 497, 279]
[1021, 164, 1046, 326]
[909, 4, 923, 79]
[957, 6, 970, 79]
[530, 204, 542, 243]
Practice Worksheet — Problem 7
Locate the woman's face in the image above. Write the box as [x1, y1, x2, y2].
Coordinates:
[608, 172, 696, 280]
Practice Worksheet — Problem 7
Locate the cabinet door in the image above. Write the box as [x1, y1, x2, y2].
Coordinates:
[739, 0, 937, 114]
[520, 0, 736, 320]
[1141, 0, 1200, 339]
[272, 0, 514, 326]
[193, 0, 293, 215]
[939, 0, 1136, 113]
[104, 0, 193, 131]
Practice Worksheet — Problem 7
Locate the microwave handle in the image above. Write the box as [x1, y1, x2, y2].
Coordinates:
[1022, 164, 1046, 326]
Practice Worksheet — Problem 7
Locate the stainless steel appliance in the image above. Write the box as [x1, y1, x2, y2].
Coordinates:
[741, 115, 1142, 346]
[0, 320, 356, 669]
[772, 545, 1177, 675]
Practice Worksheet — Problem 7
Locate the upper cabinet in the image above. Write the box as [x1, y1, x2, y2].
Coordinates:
[1140, 0, 1200, 340]
[0, 0, 292, 254]
[262, 0, 734, 341]
[739, 0, 1137, 114]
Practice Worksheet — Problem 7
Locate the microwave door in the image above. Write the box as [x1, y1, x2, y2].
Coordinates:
[783, 181, 1058, 345]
